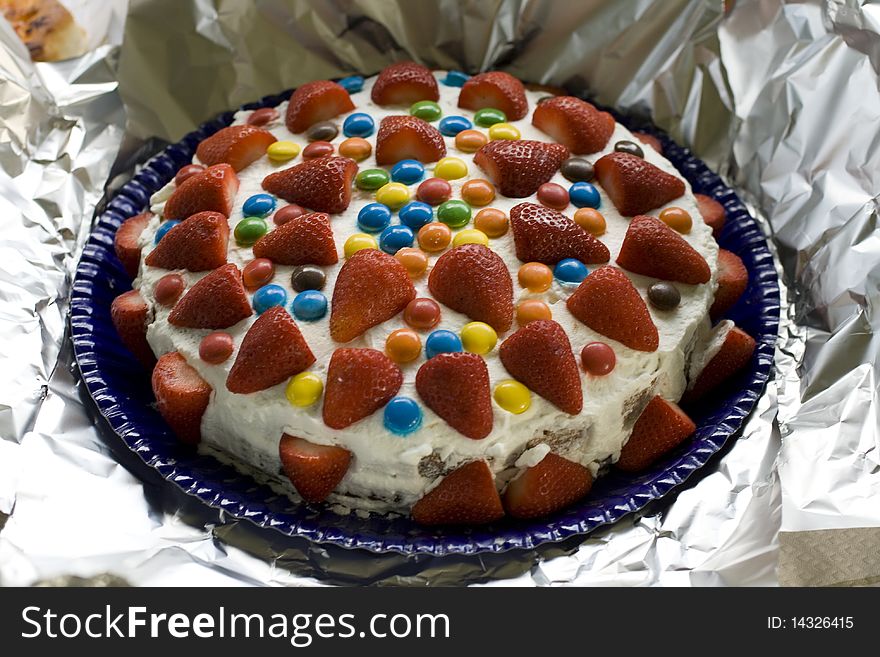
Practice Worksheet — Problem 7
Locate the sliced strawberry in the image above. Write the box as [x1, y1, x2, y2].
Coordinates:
[279, 434, 352, 503]
[374, 115, 447, 165]
[114, 212, 151, 278]
[503, 452, 593, 519]
[617, 215, 711, 285]
[499, 319, 582, 414]
[252, 212, 337, 266]
[428, 244, 514, 333]
[412, 460, 504, 526]
[415, 352, 493, 440]
[593, 152, 685, 217]
[144, 211, 229, 272]
[322, 348, 402, 429]
[683, 326, 756, 404]
[110, 290, 155, 369]
[195, 124, 276, 172]
[509, 202, 610, 265]
[329, 249, 416, 342]
[226, 306, 315, 394]
[262, 156, 358, 214]
[371, 61, 439, 105]
[710, 249, 749, 320]
[164, 163, 239, 220]
[168, 264, 252, 329]
[458, 71, 528, 121]
[616, 396, 695, 472]
[566, 265, 659, 352]
[151, 351, 211, 445]
[531, 96, 615, 155]
[473, 139, 568, 198]
[695, 193, 726, 238]
[285, 80, 355, 134]
[633, 131, 663, 154]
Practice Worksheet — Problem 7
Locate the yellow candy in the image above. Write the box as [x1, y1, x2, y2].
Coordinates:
[267, 140, 301, 162]
[493, 380, 531, 414]
[452, 228, 489, 248]
[286, 371, 323, 407]
[460, 321, 498, 355]
[344, 233, 378, 258]
[375, 182, 410, 210]
[488, 123, 521, 141]
[433, 156, 468, 180]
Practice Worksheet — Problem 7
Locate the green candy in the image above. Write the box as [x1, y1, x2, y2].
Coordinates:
[474, 107, 506, 127]
[356, 168, 391, 191]
[409, 100, 442, 122]
[437, 200, 472, 229]
[234, 217, 268, 246]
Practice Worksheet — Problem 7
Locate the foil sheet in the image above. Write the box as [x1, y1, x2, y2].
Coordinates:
[0, 0, 875, 587]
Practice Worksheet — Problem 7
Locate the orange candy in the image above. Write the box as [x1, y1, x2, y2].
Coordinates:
[659, 206, 692, 233]
[460, 179, 496, 207]
[573, 208, 606, 236]
[474, 208, 508, 238]
[517, 262, 554, 293]
[338, 137, 372, 161]
[516, 299, 552, 326]
[395, 247, 429, 278]
[385, 328, 422, 364]
[454, 129, 489, 153]
[417, 221, 452, 252]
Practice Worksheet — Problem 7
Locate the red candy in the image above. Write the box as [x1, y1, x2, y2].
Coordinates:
[242, 258, 275, 289]
[581, 341, 615, 376]
[536, 182, 570, 210]
[302, 141, 335, 159]
[416, 177, 452, 206]
[154, 273, 185, 306]
[174, 164, 206, 187]
[199, 331, 234, 364]
[247, 107, 279, 126]
[403, 297, 442, 330]
[274, 204, 307, 226]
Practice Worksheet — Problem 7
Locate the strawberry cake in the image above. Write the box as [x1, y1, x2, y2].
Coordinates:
[110, 63, 756, 526]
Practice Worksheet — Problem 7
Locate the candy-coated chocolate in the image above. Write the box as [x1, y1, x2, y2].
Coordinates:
[385, 328, 422, 363]
[659, 206, 692, 233]
[573, 207, 606, 236]
[460, 178, 495, 206]
[343, 233, 378, 258]
[614, 139, 644, 158]
[290, 264, 326, 291]
[647, 281, 681, 310]
[357, 202, 393, 233]
[285, 371, 324, 407]
[267, 140, 301, 162]
[569, 182, 601, 209]
[416, 177, 452, 205]
[460, 321, 497, 355]
[560, 157, 594, 182]
[174, 164, 205, 186]
[243, 258, 276, 289]
[474, 107, 507, 127]
[154, 220, 180, 244]
[517, 262, 553, 292]
[383, 397, 423, 435]
[356, 168, 391, 191]
[409, 100, 442, 122]
[473, 207, 508, 237]
[246, 107, 279, 126]
[488, 122, 520, 140]
[338, 137, 372, 161]
[379, 225, 415, 254]
[273, 204, 307, 226]
[553, 258, 589, 284]
[337, 75, 364, 93]
[433, 156, 468, 180]
[395, 247, 429, 278]
[581, 341, 616, 376]
[154, 273, 185, 306]
[234, 216, 268, 246]
[537, 182, 569, 210]
[291, 289, 328, 321]
[252, 283, 288, 314]
[417, 221, 452, 252]
[391, 159, 425, 185]
[199, 331, 234, 364]
[302, 141, 335, 159]
[438, 115, 472, 136]
[375, 182, 410, 210]
[516, 299, 552, 326]
[452, 228, 489, 247]
[243, 193, 276, 217]
[404, 297, 442, 330]
[425, 329, 463, 358]
[493, 379, 531, 414]
[441, 70, 470, 87]
[342, 112, 375, 138]
[454, 129, 488, 153]
[307, 121, 339, 142]
[398, 201, 433, 230]
[436, 199, 472, 228]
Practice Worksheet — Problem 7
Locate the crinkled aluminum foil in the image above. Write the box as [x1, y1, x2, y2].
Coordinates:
[1, 0, 875, 587]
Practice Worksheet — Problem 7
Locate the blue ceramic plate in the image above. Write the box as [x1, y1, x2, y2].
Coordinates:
[70, 90, 779, 555]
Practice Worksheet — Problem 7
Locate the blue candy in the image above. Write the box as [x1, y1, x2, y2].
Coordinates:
[343, 112, 375, 138]
[291, 290, 327, 321]
[337, 75, 364, 93]
[569, 182, 601, 209]
[242, 193, 276, 217]
[379, 225, 415, 254]
[390, 159, 425, 185]
[154, 220, 180, 244]
[357, 203, 392, 233]
[252, 284, 288, 314]
[383, 397, 423, 436]
[398, 201, 433, 230]
[439, 115, 472, 137]
[442, 70, 470, 87]
[425, 330, 463, 358]
[554, 258, 589, 284]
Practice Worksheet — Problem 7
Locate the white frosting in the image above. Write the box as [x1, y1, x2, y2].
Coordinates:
[133, 72, 719, 513]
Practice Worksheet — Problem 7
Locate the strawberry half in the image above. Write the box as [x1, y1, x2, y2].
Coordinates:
[473, 139, 568, 198]
[428, 244, 514, 333]
[412, 460, 504, 526]
[151, 351, 211, 445]
[531, 96, 615, 155]
[617, 215, 711, 285]
[503, 452, 593, 519]
[322, 348, 402, 429]
[683, 326, 756, 404]
[593, 152, 685, 216]
[371, 61, 439, 105]
[114, 212, 151, 278]
[710, 249, 749, 320]
[616, 396, 696, 472]
[633, 131, 663, 154]
[252, 212, 338, 266]
[329, 249, 416, 342]
[415, 352, 493, 440]
[144, 211, 229, 272]
[168, 264, 252, 329]
[285, 80, 355, 134]
[196, 124, 276, 172]
[164, 163, 239, 220]
[226, 306, 315, 394]
[279, 434, 352, 504]
[499, 319, 582, 414]
[110, 289, 155, 369]
[566, 265, 659, 352]
[262, 156, 358, 214]
[695, 193, 726, 238]
[458, 71, 528, 121]
[509, 202, 610, 265]
[374, 115, 447, 165]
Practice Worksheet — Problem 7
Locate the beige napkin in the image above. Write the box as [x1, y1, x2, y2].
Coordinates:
[779, 528, 880, 587]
